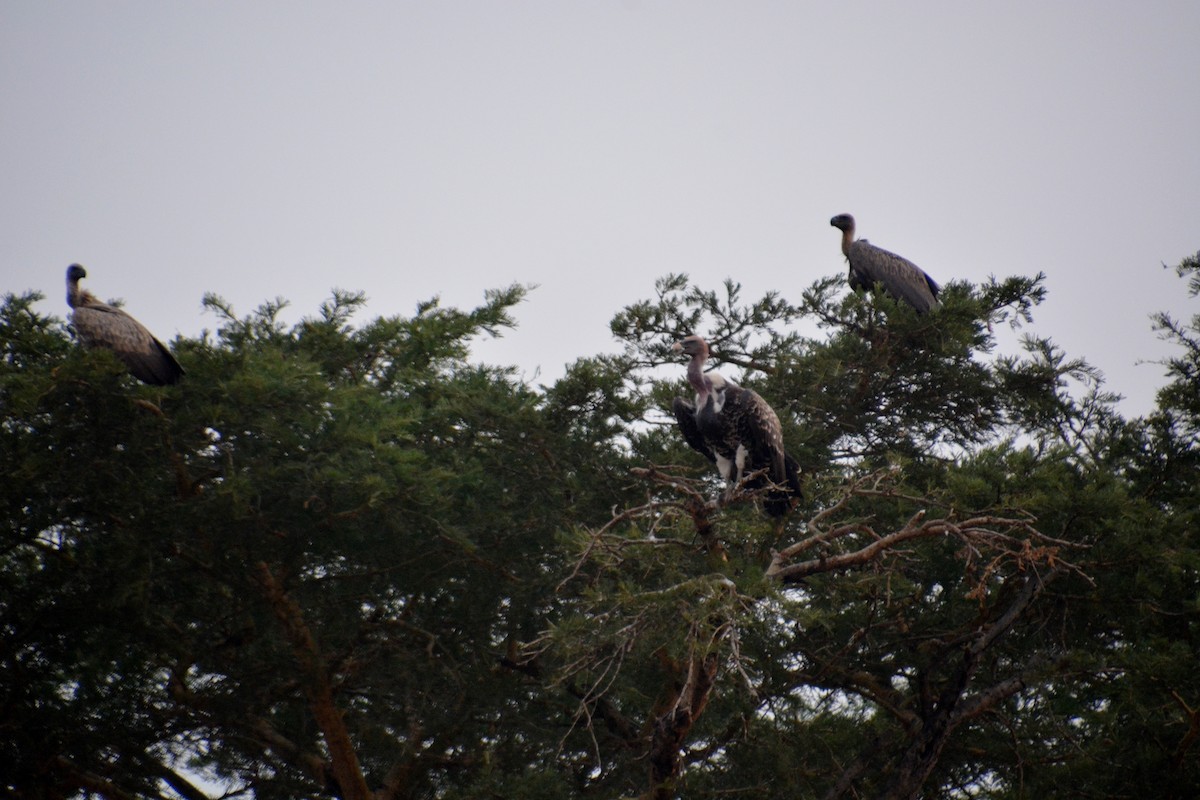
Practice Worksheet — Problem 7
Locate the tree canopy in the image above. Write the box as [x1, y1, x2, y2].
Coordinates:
[2, 255, 1197, 799]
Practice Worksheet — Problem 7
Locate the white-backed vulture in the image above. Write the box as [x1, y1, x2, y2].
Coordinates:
[66, 264, 184, 386]
[830, 214, 940, 314]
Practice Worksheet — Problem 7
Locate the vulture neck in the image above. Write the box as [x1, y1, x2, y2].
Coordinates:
[66, 279, 83, 309]
[839, 227, 855, 258]
[66, 284, 98, 310]
[687, 350, 714, 405]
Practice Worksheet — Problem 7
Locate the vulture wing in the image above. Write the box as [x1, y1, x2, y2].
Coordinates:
[672, 396, 716, 463]
[732, 387, 786, 480]
[848, 239, 940, 314]
[720, 385, 801, 517]
[72, 303, 185, 386]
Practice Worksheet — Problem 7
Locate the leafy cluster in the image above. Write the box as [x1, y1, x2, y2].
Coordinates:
[1, 254, 1197, 799]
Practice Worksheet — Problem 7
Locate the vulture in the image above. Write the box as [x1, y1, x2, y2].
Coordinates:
[671, 335, 801, 517]
[830, 213, 940, 314]
[65, 264, 184, 385]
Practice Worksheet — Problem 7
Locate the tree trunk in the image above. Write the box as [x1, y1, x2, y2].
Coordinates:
[256, 562, 372, 800]
[875, 570, 1054, 800]
[646, 649, 720, 799]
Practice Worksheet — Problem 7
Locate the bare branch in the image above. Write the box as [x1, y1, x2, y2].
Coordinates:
[767, 509, 1075, 586]
[156, 763, 217, 800]
[51, 756, 147, 800]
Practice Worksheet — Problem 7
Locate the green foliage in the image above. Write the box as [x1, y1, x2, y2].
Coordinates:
[1, 285, 637, 798]
[544, 263, 1199, 799]
[1, 255, 1197, 799]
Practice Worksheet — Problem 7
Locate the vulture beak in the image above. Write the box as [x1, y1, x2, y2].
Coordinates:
[671, 342, 684, 354]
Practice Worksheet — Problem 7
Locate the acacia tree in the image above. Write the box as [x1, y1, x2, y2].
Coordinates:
[0, 286, 642, 799]
[1, 256, 1197, 799]
[538, 265, 1198, 799]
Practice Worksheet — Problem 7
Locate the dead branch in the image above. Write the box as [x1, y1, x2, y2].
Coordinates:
[766, 512, 1070, 585]
[557, 496, 693, 592]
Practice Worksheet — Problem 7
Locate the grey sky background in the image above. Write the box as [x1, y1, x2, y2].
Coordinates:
[3, 2, 1198, 417]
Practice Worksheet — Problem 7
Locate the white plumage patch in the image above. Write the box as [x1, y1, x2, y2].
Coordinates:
[707, 372, 729, 413]
[715, 454, 735, 483]
[711, 387, 728, 414]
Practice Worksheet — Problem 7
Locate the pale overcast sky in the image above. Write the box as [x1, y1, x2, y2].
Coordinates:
[3, 2, 1198, 416]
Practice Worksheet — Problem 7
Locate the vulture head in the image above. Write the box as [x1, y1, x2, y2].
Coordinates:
[672, 334, 710, 361]
[66, 263, 88, 305]
[829, 213, 856, 234]
[830, 214, 859, 258]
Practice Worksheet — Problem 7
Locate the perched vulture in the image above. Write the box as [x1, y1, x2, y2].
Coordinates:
[830, 214, 940, 314]
[671, 335, 801, 517]
[65, 264, 184, 386]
